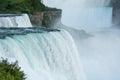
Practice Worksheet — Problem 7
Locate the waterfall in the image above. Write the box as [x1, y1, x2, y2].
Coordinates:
[0, 14, 32, 27]
[0, 27, 86, 80]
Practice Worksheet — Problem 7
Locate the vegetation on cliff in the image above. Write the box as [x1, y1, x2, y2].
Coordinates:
[0, 0, 61, 14]
[0, 0, 46, 14]
[0, 58, 26, 80]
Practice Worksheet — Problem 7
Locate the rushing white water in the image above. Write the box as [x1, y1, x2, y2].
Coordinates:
[0, 29, 86, 80]
[0, 14, 32, 27]
[0, 0, 119, 80]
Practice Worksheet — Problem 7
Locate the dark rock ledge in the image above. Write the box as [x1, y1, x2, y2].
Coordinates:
[0, 27, 60, 39]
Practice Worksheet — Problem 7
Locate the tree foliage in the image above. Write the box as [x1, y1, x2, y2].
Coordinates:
[0, 0, 46, 14]
[0, 58, 26, 80]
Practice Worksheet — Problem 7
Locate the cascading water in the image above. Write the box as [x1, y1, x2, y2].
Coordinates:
[0, 0, 120, 80]
[0, 27, 86, 80]
[0, 6, 86, 79]
[0, 14, 32, 27]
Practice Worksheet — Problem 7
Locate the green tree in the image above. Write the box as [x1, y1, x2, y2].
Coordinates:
[0, 58, 26, 80]
[30, 0, 45, 11]
[0, 0, 46, 14]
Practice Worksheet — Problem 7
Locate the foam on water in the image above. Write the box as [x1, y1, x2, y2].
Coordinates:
[0, 14, 32, 27]
[0, 28, 86, 80]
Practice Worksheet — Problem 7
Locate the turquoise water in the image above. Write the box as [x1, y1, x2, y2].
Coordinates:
[0, 28, 86, 80]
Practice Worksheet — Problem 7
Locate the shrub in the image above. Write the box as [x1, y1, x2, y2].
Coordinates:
[0, 58, 26, 80]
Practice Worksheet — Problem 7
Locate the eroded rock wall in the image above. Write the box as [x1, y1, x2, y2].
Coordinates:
[29, 10, 62, 27]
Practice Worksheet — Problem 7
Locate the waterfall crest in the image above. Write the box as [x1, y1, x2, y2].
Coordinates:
[0, 28, 86, 80]
[0, 14, 32, 27]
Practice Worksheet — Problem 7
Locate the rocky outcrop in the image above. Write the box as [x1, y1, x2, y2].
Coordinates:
[112, 8, 120, 26]
[29, 12, 44, 26]
[110, 0, 120, 27]
[29, 9, 91, 40]
[29, 10, 62, 27]
[42, 10, 62, 27]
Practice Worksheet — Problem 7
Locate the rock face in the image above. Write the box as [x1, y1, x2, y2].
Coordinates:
[29, 8, 92, 41]
[42, 11, 62, 27]
[29, 12, 44, 26]
[112, 8, 120, 26]
[29, 10, 62, 27]
[110, 0, 120, 27]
